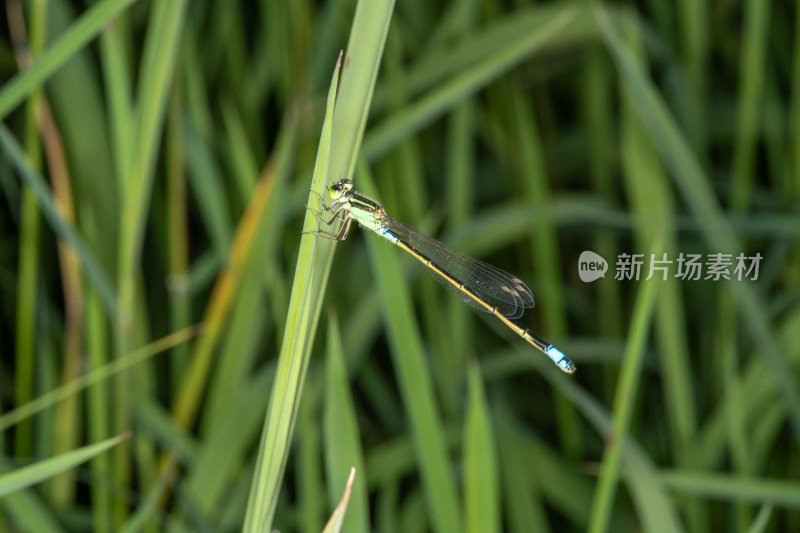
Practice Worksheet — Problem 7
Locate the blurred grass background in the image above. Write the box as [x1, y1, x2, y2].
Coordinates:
[1, 0, 800, 532]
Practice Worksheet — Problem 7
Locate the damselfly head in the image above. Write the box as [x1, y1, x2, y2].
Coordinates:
[328, 179, 353, 199]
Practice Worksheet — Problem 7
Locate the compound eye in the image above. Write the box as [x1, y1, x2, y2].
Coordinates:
[328, 182, 343, 199]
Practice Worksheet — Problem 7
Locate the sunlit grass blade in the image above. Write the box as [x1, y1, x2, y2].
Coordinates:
[329, 0, 397, 180]
[0, 432, 130, 498]
[244, 0, 396, 528]
[0, 461, 61, 533]
[241, 51, 343, 533]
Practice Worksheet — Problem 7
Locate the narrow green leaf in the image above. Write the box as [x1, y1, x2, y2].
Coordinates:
[589, 263, 661, 533]
[0, 124, 117, 317]
[0, 433, 130, 497]
[661, 471, 800, 509]
[463, 362, 500, 533]
[595, 3, 800, 437]
[0, 0, 140, 120]
[324, 312, 369, 532]
[242, 51, 343, 533]
[0, 326, 199, 433]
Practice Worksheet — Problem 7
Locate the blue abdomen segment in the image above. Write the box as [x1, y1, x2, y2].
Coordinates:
[378, 227, 400, 243]
[546, 345, 576, 374]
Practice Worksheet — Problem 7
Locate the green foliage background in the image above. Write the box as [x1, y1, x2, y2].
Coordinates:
[1, 0, 799, 532]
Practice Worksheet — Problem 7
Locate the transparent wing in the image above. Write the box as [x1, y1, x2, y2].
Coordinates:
[384, 215, 534, 319]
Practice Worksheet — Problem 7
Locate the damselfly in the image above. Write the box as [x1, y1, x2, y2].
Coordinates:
[304, 179, 576, 374]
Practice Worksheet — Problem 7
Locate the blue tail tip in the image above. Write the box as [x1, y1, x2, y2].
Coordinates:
[546, 346, 577, 375]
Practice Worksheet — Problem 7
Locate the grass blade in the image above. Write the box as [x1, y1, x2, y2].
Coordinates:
[0, 124, 117, 316]
[463, 362, 500, 533]
[588, 263, 661, 533]
[241, 51, 343, 533]
[0, 433, 130, 498]
[0, 0, 139, 120]
[323, 312, 369, 532]
[594, 4, 800, 437]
